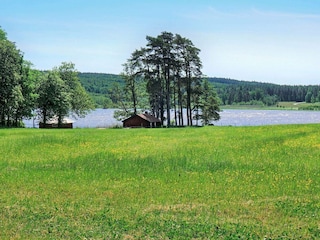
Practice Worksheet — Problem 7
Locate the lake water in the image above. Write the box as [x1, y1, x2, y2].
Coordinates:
[215, 109, 320, 126]
[24, 109, 320, 128]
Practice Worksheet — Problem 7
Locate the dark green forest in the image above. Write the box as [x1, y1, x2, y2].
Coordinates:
[78, 73, 123, 109]
[79, 72, 320, 108]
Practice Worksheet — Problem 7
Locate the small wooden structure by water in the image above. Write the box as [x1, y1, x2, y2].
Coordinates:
[122, 113, 161, 128]
[39, 117, 74, 128]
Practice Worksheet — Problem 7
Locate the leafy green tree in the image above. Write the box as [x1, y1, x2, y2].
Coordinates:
[0, 27, 40, 127]
[316, 91, 320, 102]
[110, 83, 133, 121]
[0, 27, 7, 40]
[305, 91, 312, 103]
[57, 62, 94, 118]
[197, 79, 220, 125]
[263, 95, 278, 106]
[0, 29, 23, 127]
[16, 61, 40, 124]
[37, 71, 71, 126]
[37, 62, 93, 126]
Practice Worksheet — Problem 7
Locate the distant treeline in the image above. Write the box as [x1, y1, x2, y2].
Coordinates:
[79, 73, 123, 94]
[78, 72, 320, 108]
[212, 78, 320, 106]
[78, 73, 124, 108]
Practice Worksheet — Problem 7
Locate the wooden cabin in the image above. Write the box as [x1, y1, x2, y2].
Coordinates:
[39, 117, 74, 128]
[122, 113, 161, 128]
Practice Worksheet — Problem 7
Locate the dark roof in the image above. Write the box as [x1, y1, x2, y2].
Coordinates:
[123, 113, 161, 123]
[137, 113, 161, 123]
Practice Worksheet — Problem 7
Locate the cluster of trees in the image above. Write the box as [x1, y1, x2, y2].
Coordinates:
[79, 73, 123, 94]
[216, 80, 320, 106]
[37, 63, 94, 127]
[78, 73, 124, 109]
[79, 73, 320, 109]
[0, 27, 93, 128]
[0, 27, 36, 127]
[116, 32, 220, 127]
[5, 23, 319, 129]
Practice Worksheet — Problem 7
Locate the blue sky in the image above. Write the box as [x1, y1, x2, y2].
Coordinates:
[1, 0, 319, 85]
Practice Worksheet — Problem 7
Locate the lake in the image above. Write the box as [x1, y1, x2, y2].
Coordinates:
[24, 109, 320, 128]
[216, 109, 320, 126]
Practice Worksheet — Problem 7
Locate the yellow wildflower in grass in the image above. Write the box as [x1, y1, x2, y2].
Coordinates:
[0, 125, 319, 239]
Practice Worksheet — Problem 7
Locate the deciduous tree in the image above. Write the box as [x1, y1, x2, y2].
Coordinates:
[57, 62, 94, 118]
[37, 62, 93, 127]
[0, 27, 41, 127]
[37, 71, 70, 126]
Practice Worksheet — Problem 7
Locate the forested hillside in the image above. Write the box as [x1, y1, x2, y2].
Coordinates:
[78, 73, 124, 108]
[78, 73, 320, 108]
[211, 78, 320, 105]
[79, 73, 124, 94]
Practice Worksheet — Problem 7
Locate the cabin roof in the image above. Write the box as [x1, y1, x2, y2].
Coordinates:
[137, 113, 161, 123]
[123, 113, 161, 123]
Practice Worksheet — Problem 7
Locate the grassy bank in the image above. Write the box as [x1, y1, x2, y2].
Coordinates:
[0, 126, 319, 239]
[222, 101, 320, 110]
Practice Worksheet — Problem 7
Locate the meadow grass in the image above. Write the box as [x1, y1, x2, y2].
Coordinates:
[0, 125, 319, 239]
[222, 101, 320, 110]
[277, 101, 320, 110]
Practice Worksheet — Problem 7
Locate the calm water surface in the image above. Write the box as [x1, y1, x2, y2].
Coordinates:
[216, 109, 320, 126]
[24, 109, 320, 128]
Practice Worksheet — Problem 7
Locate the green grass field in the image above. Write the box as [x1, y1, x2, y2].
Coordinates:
[277, 102, 320, 111]
[222, 101, 320, 110]
[0, 126, 319, 239]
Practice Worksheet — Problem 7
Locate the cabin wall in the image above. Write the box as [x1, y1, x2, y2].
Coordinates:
[39, 123, 73, 128]
[123, 117, 149, 128]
